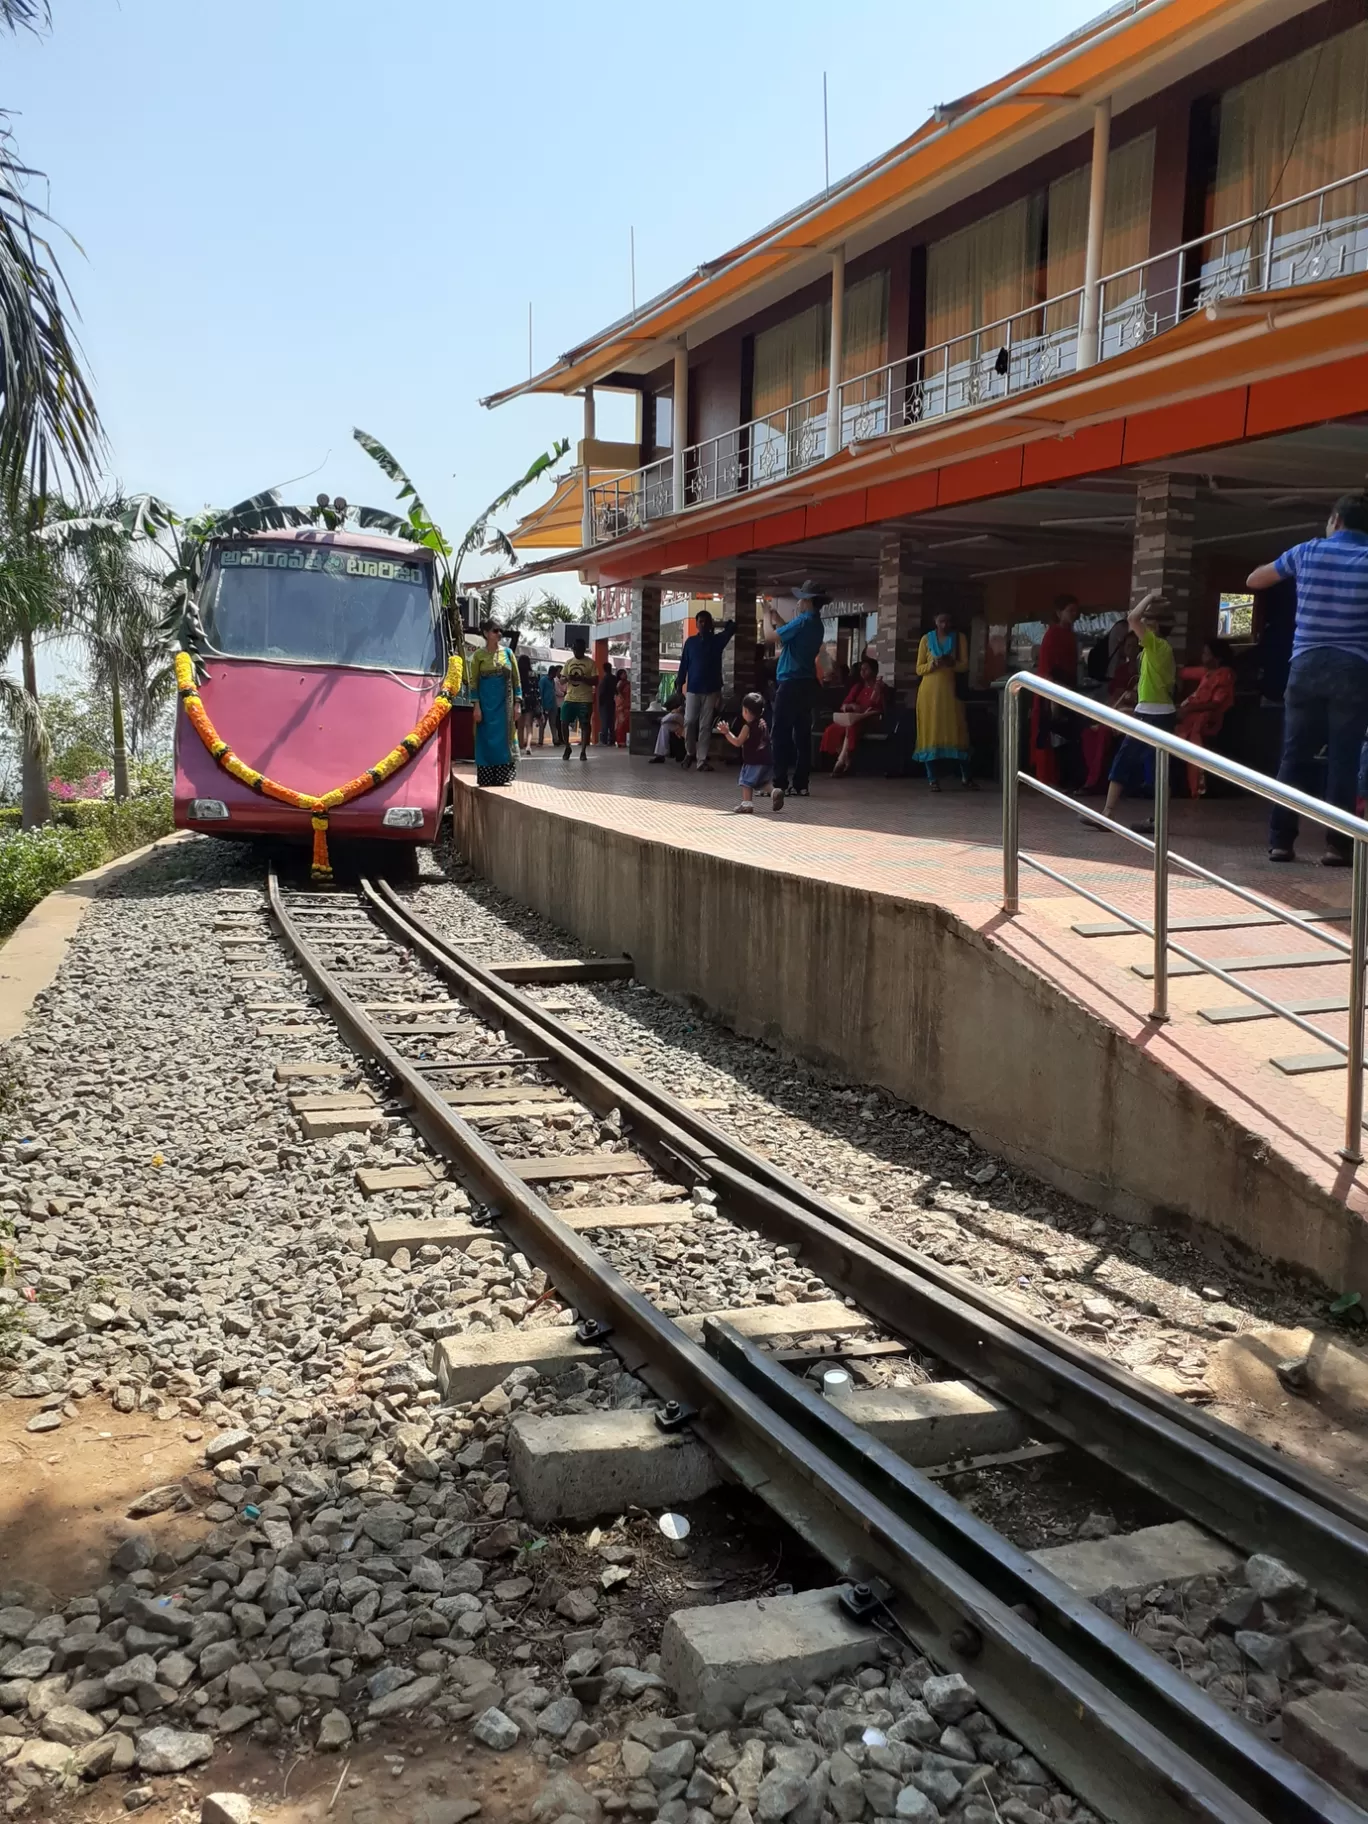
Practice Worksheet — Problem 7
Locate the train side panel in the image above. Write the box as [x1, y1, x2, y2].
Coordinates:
[174, 658, 450, 841]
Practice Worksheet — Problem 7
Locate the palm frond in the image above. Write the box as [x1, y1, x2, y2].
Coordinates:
[353, 429, 429, 519]
[453, 437, 569, 581]
[0, 669, 47, 763]
[0, 2, 49, 35]
[0, 123, 101, 498]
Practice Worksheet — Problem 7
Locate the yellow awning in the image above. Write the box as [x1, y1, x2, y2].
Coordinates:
[509, 471, 625, 550]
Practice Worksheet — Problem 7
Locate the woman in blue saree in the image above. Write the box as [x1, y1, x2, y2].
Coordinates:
[468, 621, 522, 787]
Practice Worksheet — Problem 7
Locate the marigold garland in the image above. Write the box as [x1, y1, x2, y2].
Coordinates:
[175, 649, 464, 880]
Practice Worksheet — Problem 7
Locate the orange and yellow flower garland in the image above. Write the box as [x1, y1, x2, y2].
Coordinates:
[175, 649, 464, 880]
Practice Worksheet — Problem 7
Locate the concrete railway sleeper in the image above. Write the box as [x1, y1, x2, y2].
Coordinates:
[264, 865, 1367, 1824]
[364, 881, 1368, 1621]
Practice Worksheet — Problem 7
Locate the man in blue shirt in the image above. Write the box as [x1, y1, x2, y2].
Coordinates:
[677, 608, 735, 770]
[1249, 492, 1368, 864]
[768, 580, 829, 810]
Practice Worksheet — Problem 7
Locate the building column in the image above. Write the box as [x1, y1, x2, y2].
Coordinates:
[825, 246, 846, 458]
[870, 530, 924, 701]
[672, 345, 689, 514]
[1131, 474, 1196, 658]
[628, 584, 662, 753]
[723, 569, 761, 698]
[1076, 99, 1111, 370]
[580, 387, 596, 547]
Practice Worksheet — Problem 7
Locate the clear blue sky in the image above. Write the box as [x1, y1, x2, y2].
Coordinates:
[13, 0, 1104, 592]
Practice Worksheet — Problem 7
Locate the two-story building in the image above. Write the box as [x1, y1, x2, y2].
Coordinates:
[485, 0, 1368, 749]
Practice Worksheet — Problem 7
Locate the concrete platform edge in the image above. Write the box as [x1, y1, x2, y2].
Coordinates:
[0, 830, 190, 1042]
[451, 774, 1368, 1291]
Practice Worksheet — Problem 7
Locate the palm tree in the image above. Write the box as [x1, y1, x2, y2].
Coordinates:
[47, 495, 172, 798]
[0, 2, 100, 500]
[0, 488, 61, 824]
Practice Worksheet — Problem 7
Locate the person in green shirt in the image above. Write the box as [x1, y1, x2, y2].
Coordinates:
[1095, 588, 1174, 830]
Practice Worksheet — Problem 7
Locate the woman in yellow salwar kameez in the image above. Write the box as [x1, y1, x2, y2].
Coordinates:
[913, 612, 976, 790]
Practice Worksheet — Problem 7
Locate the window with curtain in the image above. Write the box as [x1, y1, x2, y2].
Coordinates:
[749, 271, 889, 421]
[926, 194, 1045, 351]
[1212, 21, 1368, 231]
[1044, 131, 1156, 329]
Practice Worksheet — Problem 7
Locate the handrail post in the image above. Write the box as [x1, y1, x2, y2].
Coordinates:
[1002, 683, 1020, 914]
[1150, 747, 1171, 1022]
[1343, 837, 1368, 1162]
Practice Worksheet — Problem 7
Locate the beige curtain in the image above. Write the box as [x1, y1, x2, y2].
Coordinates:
[1044, 131, 1156, 328]
[751, 271, 889, 419]
[1213, 21, 1368, 231]
[926, 194, 1044, 352]
[841, 270, 889, 381]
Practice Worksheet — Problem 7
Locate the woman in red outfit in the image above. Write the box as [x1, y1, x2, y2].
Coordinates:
[819, 656, 888, 776]
[1176, 638, 1236, 797]
[614, 670, 631, 746]
[1029, 595, 1081, 787]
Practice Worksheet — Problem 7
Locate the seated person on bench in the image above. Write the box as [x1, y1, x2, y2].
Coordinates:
[818, 656, 887, 777]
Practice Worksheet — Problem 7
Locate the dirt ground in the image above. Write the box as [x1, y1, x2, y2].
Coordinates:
[19, 1726, 556, 1824]
[0, 1398, 211, 1600]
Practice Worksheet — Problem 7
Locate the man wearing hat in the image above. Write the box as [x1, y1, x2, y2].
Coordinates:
[767, 580, 829, 810]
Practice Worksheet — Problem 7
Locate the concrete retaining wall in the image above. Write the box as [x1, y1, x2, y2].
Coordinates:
[451, 779, 1367, 1291]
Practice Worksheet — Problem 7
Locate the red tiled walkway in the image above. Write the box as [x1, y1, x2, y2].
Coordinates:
[468, 745, 1367, 1218]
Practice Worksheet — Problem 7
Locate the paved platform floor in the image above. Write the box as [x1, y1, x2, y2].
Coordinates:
[467, 744, 1367, 1224]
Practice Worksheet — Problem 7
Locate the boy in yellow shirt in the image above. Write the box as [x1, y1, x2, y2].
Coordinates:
[559, 637, 597, 762]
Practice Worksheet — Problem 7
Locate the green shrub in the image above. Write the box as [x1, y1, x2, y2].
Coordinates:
[0, 808, 19, 832]
[0, 793, 173, 935]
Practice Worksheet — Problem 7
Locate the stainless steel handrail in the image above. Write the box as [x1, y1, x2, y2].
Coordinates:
[1002, 673, 1368, 1160]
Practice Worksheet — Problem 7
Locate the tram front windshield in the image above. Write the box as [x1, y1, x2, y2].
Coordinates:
[200, 544, 441, 673]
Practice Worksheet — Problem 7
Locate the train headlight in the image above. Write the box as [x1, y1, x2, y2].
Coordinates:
[382, 806, 424, 829]
[190, 799, 229, 820]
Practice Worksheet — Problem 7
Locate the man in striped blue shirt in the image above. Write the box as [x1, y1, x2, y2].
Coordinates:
[1248, 492, 1368, 864]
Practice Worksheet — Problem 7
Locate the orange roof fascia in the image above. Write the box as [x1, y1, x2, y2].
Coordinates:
[483, 272, 1368, 588]
[486, 0, 1252, 405]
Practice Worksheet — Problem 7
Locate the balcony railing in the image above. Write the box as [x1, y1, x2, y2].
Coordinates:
[585, 163, 1368, 544]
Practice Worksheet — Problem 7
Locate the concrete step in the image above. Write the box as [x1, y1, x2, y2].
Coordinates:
[509, 1410, 718, 1522]
[557, 1203, 695, 1232]
[275, 1061, 350, 1082]
[366, 1217, 482, 1258]
[288, 1090, 380, 1114]
[298, 1107, 386, 1140]
[1030, 1519, 1240, 1598]
[661, 1588, 881, 1725]
[678, 1300, 869, 1344]
[355, 1165, 439, 1197]
[510, 1152, 653, 1182]
[829, 1381, 1027, 1465]
[490, 957, 634, 984]
[433, 1325, 602, 1403]
[452, 1100, 579, 1123]
[444, 1084, 566, 1107]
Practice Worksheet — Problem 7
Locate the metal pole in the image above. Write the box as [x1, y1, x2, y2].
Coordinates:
[1343, 838, 1368, 1161]
[672, 342, 689, 515]
[1076, 99, 1111, 370]
[1150, 747, 1171, 1022]
[825, 246, 846, 459]
[1002, 684, 1020, 913]
[580, 388, 596, 549]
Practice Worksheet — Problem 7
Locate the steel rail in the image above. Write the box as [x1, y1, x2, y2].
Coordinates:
[707, 1322, 1368, 1824]
[370, 879, 1368, 1550]
[268, 866, 1337, 1824]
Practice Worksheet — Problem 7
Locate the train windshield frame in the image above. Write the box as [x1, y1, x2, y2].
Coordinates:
[199, 542, 442, 675]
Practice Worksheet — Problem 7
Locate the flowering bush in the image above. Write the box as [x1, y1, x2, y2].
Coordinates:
[49, 770, 113, 802]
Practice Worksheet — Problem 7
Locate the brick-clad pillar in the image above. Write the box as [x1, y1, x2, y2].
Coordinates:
[871, 530, 924, 702]
[1130, 475, 1196, 659]
[722, 569, 760, 698]
[628, 584, 662, 754]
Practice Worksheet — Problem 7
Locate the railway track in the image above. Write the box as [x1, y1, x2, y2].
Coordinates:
[262, 862, 1368, 1824]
